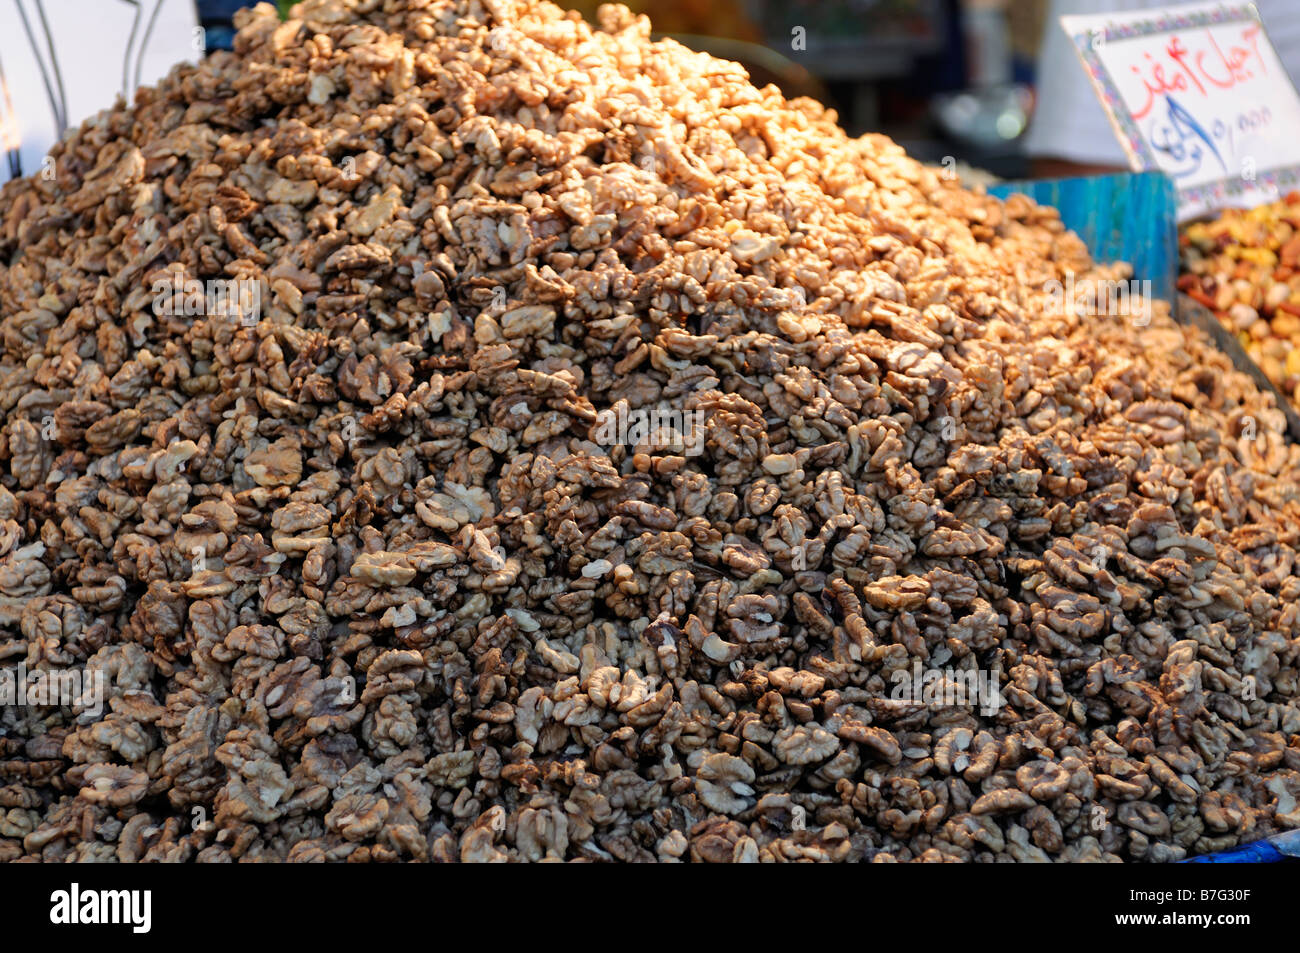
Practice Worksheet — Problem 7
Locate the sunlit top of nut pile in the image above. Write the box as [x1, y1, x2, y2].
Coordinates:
[1180, 194, 1300, 409]
[1, 0, 1299, 863]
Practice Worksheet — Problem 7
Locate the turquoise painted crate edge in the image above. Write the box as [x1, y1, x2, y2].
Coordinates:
[988, 171, 1178, 303]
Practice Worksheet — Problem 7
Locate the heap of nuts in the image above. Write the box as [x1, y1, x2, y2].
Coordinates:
[1, 0, 1299, 864]
[1180, 193, 1300, 406]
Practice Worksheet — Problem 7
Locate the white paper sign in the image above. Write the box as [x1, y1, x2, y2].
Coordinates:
[1060, 1, 1300, 220]
[0, 0, 201, 184]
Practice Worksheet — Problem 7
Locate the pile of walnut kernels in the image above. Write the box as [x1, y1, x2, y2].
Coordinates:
[1, 0, 1299, 863]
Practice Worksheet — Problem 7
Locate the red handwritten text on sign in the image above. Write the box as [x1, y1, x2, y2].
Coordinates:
[1129, 26, 1267, 120]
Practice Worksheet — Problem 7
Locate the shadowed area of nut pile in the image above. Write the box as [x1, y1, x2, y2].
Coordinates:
[1, 0, 1298, 863]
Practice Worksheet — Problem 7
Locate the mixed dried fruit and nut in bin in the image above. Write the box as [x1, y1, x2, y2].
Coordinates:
[0, 0, 1299, 863]
[1180, 194, 1300, 409]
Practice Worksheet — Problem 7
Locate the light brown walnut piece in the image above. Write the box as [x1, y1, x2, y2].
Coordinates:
[77, 764, 149, 808]
[694, 752, 756, 815]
